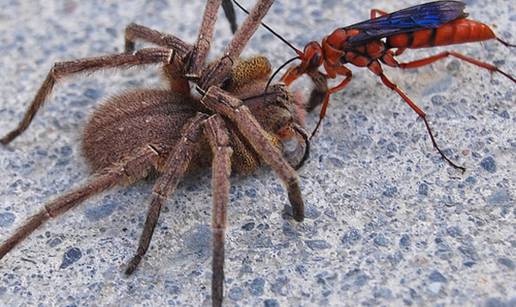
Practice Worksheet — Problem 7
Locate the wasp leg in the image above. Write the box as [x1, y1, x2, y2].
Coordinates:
[385, 51, 515, 83]
[368, 60, 466, 172]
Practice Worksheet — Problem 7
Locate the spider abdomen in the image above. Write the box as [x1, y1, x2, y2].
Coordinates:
[82, 89, 202, 172]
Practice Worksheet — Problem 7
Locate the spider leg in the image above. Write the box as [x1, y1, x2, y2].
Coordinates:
[199, 0, 274, 89]
[201, 86, 305, 222]
[163, 50, 192, 96]
[0, 146, 158, 260]
[0, 48, 174, 145]
[222, 0, 238, 33]
[185, 0, 225, 79]
[125, 113, 208, 275]
[124, 24, 193, 95]
[223, 0, 273, 60]
[124, 23, 191, 55]
[203, 115, 233, 307]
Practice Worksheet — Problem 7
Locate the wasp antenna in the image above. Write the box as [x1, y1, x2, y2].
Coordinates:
[231, 0, 303, 56]
[497, 37, 516, 48]
[265, 56, 301, 92]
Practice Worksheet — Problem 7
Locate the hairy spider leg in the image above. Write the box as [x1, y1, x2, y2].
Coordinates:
[185, 0, 225, 79]
[202, 87, 305, 221]
[0, 48, 175, 145]
[124, 23, 190, 55]
[203, 115, 233, 307]
[222, 0, 238, 33]
[125, 113, 208, 275]
[0, 146, 159, 259]
[198, 0, 274, 90]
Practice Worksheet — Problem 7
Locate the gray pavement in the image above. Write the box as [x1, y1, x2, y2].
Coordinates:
[0, 0, 514, 306]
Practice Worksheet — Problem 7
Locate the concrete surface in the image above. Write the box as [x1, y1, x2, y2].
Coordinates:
[0, 0, 514, 306]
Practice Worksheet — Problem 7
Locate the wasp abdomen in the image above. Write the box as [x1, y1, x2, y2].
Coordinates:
[387, 19, 496, 49]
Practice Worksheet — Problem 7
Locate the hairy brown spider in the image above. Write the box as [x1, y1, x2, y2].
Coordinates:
[0, 1, 309, 306]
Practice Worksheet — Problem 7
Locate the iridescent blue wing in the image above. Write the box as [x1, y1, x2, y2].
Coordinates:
[345, 1, 467, 47]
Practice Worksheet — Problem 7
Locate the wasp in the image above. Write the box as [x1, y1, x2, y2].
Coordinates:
[260, 0, 514, 170]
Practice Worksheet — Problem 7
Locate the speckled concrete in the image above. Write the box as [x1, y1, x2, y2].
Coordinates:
[0, 1, 514, 306]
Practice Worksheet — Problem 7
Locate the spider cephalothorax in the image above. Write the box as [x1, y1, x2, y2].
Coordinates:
[0, 1, 309, 306]
[82, 56, 308, 178]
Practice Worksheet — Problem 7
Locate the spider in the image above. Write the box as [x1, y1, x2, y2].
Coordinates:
[0, 1, 310, 306]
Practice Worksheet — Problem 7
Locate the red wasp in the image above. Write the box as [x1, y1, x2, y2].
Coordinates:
[235, 0, 515, 171]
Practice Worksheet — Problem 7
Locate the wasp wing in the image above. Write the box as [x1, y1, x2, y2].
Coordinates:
[345, 1, 467, 47]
